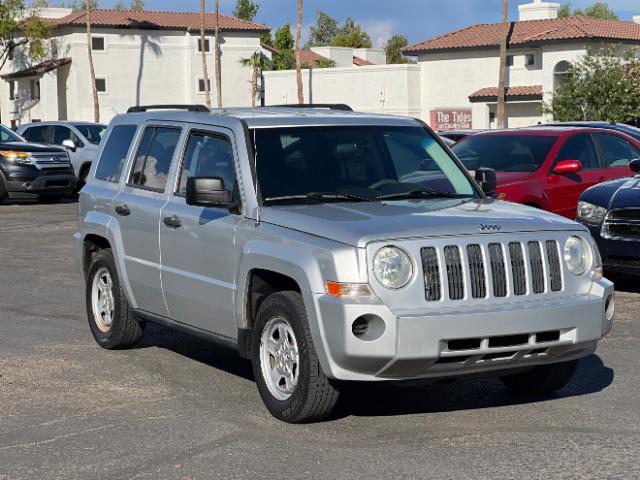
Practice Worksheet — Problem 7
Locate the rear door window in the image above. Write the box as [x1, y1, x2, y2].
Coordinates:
[128, 126, 181, 192]
[594, 133, 640, 168]
[23, 125, 49, 144]
[555, 134, 599, 170]
[95, 124, 138, 183]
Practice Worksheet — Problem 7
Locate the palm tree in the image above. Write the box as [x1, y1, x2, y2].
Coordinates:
[86, 0, 100, 122]
[295, 0, 304, 104]
[496, 0, 508, 128]
[240, 51, 269, 107]
[214, 0, 222, 107]
[199, 0, 211, 108]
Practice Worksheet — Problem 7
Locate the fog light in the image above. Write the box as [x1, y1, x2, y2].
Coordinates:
[605, 294, 615, 322]
[351, 314, 385, 341]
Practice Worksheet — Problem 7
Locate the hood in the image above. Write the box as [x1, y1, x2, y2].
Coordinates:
[609, 177, 640, 209]
[496, 171, 535, 187]
[260, 198, 583, 247]
[0, 141, 67, 154]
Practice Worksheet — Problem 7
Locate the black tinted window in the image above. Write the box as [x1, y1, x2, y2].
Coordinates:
[178, 132, 236, 195]
[556, 134, 599, 170]
[51, 126, 82, 147]
[1, 124, 23, 142]
[74, 124, 105, 145]
[23, 125, 49, 143]
[129, 127, 180, 191]
[595, 134, 638, 168]
[95, 125, 137, 182]
[453, 135, 556, 172]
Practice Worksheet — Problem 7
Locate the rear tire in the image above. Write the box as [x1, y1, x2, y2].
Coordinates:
[500, 359, 579, 394]
[85, 248, 144, 349]
[0, 178, 7, 203]
[251, 291, 340, 423]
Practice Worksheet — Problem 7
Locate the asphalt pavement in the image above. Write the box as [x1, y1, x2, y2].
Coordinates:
[1, 199, 639, 480]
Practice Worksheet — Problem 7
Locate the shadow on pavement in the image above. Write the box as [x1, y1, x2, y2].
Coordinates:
[137, 323, 613, 420]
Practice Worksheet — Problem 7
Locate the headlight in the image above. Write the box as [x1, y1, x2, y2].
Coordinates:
[564, 236, 590, 276]
[577, 201, 607, 225]
[0, 150, 33, 165]
[373, 246, 413, 289]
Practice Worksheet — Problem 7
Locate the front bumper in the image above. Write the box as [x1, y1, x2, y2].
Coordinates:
[4, 168, 76, 196]
[586, 224, 640, 276]
[311, 280, 614, 381]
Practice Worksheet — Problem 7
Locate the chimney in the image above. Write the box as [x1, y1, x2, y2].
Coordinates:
[518, 0, 561, 21]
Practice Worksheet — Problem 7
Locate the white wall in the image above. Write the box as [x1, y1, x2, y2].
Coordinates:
[0, 26, 265, 124]
[264, 64, 422, 117]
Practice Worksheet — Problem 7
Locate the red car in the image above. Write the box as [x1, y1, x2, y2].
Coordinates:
[452, 127, 640, 218]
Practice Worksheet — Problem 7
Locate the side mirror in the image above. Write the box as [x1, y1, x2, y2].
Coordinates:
[475, 167, 497, 197]
[186, 177, 237, 209]
[62, 139, 76, 152]
[553, 159, 582, 175]
[629, 158, 640, 174]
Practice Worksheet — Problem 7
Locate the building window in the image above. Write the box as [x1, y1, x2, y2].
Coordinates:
[196, 38, 211, 52]
[8, 47, 14, 61]
[198, 78, 211, 93]
[554, 60, 571, 92]
[51, 39, 59, 58]
[30, 79, 40, 100]
[9, 81, 15, 100]
[95, 78, 107, 93]
[91, 36, 105, 51]
[506, 55, 514, 67]
[525, 53, 536, 67]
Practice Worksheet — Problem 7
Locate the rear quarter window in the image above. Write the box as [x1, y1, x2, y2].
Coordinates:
[95, 125, 138, 183]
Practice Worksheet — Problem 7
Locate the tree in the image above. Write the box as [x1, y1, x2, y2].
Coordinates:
[332, 18, 372, 48]
[313, 57, 335, 68]
[214, 0, 222, 107]
[385, 34, 408, 64]
[306, 11, 338, 47]
[295, 0, 303, 104]
[131, 0, 144, 11]
[233, 0, 259, 21]
[199, 0, 211, 108]
[85, 0, 100, 122]
[271, 24, 295, 70]
[558, 2, 618, 20]
[0, 0, 50, 71]
[544, 47, 640, 123]
[240, 51, 269, 107]
[114, 1, 125, 9]
[496, 0, 508, 129]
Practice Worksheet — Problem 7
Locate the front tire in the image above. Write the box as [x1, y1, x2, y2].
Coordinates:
[0, 179, 6, 203]
[251, 291, 340, 423]
[500, 359, 579, 394]
[85, 249, 144, 349]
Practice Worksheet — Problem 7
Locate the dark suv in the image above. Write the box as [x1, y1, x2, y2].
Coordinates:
[0, 123, 76, 203]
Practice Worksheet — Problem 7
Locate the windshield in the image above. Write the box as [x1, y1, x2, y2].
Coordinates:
[74, 124, 106, 145]
[0, 124, 23, 143]
[452, 134, 557, 173]
[252, 126, 478, 203]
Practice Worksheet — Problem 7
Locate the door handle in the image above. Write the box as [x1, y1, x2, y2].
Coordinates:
[163, 215, 182, 229]
[115, 204, 131, 216]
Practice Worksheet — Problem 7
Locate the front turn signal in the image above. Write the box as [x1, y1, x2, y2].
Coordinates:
[325, 281, 375, 299]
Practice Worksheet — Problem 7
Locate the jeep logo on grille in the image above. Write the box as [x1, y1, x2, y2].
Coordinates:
[479, 224, 502, 232]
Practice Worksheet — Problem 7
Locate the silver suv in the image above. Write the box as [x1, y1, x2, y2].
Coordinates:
[75, 105, 614, 423]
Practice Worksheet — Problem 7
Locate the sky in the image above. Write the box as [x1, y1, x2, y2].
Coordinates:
[52, 0, 640, 47]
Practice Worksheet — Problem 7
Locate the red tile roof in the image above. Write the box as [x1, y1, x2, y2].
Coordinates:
[352, 55, 374, 66]
[298, 49, 332, 67]
[469, 85, 543, 101]
[51, 9, 269, 33]
[404, 16, 640, 53]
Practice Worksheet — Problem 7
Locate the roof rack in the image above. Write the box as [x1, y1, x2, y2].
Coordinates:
[268, 104, 353, 112]
[127, 104, 210, 113]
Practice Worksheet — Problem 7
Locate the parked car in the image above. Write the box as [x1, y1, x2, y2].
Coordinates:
[452, 127, 640, 218]
[76, 105, 613, 423]
[0, 122, 76, 203]
[17, 121, 106, 187]
[578, 159, 640, 277]
[539, 121, 640, 142]
[438, 129, 483, 143]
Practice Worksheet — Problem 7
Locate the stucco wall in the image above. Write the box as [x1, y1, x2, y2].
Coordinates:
[264, 64, 422, 117]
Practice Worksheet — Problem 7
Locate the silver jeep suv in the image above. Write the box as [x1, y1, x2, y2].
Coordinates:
[75, 105, 614, 423]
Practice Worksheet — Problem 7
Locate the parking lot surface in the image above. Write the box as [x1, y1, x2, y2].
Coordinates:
[1, 200, 639, 480]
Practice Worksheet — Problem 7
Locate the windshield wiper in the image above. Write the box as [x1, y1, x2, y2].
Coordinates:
[264, 192, 373, 204]
[376, 189, 464, 200]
